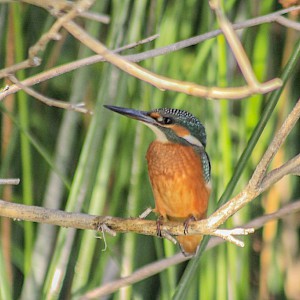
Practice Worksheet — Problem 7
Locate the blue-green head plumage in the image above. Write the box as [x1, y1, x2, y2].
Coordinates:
[150, 108, 207, 148]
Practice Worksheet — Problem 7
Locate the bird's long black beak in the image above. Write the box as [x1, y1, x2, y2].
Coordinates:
[104, 105, 155, 125]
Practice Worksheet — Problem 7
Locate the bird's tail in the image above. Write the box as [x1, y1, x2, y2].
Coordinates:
[176, 235, 203, 256]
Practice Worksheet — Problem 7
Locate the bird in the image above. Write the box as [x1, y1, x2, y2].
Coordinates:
[104, 105, 211, 256]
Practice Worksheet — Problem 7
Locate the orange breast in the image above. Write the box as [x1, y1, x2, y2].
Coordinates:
[146, 141, 210, 219]
[146, 141, 211, 255]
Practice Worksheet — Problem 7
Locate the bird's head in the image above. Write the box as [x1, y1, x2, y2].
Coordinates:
[104, 105, 207, 148]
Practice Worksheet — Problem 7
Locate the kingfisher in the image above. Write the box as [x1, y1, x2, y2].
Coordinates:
[104, 105, 211, 256]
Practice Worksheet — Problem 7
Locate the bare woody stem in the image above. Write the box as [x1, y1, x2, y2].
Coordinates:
[0, 199, 207, 235]
[0, 178, 20, 185]
[1, 6, 298, 100]
[249, 98, 300, 189]
[61, 19, 282, 99]
[8, 75, 92, 114]
[27, 0, 95, 63]
[210, 0, 260, 88]
[0, 199, 250, 247]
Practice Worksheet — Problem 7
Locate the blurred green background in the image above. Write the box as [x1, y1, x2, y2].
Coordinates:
[0, 0, 299, 299]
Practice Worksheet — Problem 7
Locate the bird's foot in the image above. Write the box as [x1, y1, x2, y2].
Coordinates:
[156, 216, 164, 237]
[155, 216, 177, 244]
[183, 215, 197, 235]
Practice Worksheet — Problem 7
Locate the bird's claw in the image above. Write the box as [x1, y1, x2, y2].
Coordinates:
[156, 216, 164, 237]
[183, 215, 197, 235]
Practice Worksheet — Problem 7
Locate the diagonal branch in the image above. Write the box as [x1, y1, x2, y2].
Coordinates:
[28, 0, 95, 63]
[0, 178, 20, 185]
[206, 98, 300, 229]
[22, 0, 110, 24]
[1, 197, 299, 299]
[8, 75, 92, 114]
[276, 15, 300, 30]
[61, 17, 282, 99]
[210, 0, 260, 89]
[1, 6, 298, 99]
[260, 154, 300, 190]
[0, 199, 252, 247]
[0, 34, 160, 95]
[249, 98, 300, 189]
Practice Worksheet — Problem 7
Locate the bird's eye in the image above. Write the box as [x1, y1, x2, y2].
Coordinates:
[164, 117, 172, 124]
[155, 115, 173, 125]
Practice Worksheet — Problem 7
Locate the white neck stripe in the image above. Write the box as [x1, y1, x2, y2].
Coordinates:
[182, 134, 203, 147]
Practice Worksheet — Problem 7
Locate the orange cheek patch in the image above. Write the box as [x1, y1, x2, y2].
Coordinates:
[170, 124, 190, 137]
[149, 112, 161, 119]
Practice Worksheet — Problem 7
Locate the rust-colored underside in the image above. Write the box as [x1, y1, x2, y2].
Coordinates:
[146, 141, 210, 256]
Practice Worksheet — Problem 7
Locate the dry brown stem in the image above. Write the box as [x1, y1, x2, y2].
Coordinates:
[0, 33, 159, 91]
[8, 75, 92, 114]
[28, 0, 95, 62]
[1, 6, 299, 101]
[207, 98, 300, 229]
[61, 11, 282, 99]
[0, 178, 20, 185]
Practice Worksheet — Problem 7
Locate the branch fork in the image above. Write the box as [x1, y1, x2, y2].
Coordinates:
[94, 213, 255, 248]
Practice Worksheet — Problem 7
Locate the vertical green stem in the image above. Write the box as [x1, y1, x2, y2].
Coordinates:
[13, 3, 33, 276]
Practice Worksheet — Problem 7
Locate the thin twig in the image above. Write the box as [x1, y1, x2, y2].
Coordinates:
[0, 59, 41, 79]
[0, 178, 20, 185]
[249, 98, 300, 189]
[276, 15, 300, 30]
[62, 19, 282, 99]
[0, 34, 160, 98]
[124, 5, 300, 62]
[210, 0, 260, 89]
[246, 199, 300, 229]
[213, 227, 255, 247]
[138, 207, 153, 219]
[206, 98, 300, 229]
[79, 11, 110, 24]
[80, 253, 188, 300]
[8, 75, 92, 114]
[28, 0, 95, 63]
[22, 0, 110, 23]
[261, 154, 300, 190]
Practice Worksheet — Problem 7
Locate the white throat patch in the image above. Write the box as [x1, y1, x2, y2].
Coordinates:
[144, 123, 169, 143]
[182, 134, 203, 147]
